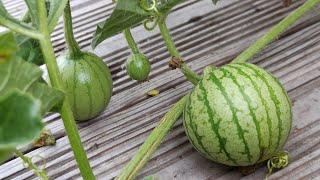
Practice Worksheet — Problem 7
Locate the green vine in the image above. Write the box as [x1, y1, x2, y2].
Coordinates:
[124, 28, 140, 54]
[116, 95, 189, 180]
[63, 1, 82, 58]
[232, 0, 320, 63]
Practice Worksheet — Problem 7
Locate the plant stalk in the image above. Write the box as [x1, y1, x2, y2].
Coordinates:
[15, 149, 48, 180]
[116, 95, 189, 180]
[158, 16, 201, 85]
[36, 0, 95, 179]
[63, 1, 82, 58]
[232, 0, 320, 63]
[124, 28, 140, 54]
[117, 0, 320, 179]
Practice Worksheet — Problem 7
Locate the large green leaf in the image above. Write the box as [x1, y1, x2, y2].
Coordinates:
[0, 56, 42, 94]
[0, 33, 64, 112]
[0, 90, 43, 149]
[91, 0, 185, 48]
[92, 0, 150, 48]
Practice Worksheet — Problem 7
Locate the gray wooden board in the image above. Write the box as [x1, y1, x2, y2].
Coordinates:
[0, 0, 320, 179]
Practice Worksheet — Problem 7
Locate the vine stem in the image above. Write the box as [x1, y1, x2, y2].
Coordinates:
[37, 0, 95, 179]
[124, 28, 140, 54]
[116, 95, 189, 180]
[117, 0, 320, 179]
[158, 16, 201, 85]
[232, 0, 320, 63]
[14, 149, 48, 180]
[63, 1, 82, 58]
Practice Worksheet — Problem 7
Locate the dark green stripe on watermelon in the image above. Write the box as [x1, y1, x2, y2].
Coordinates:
[208, 70, 253, 163]
[227, 64, 273, 157]
[198, 80, 238, 165]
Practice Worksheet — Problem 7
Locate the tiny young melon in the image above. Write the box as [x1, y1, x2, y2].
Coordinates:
[126, 53, 151, 81]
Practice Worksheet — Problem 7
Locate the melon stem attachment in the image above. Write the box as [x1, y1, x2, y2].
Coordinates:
[232, 0, 320, 63]
[157, 16, 201, 85]
[124, 28, 140, 54]
[14, 149, 48, 180]
[265, 151, 289, 179]
[63, 1, 82, 58]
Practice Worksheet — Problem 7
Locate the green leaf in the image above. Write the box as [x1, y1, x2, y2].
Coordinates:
[0, 56, 42, 95]
[91, 0, 151, 48]
[92, 0, 186, 48]
[0, 90, 43, 149]
[27, 83, 64, 115]
[47, 0, 69, 32]
[0, 33, 64, 114]
[0, 32, 18, 58]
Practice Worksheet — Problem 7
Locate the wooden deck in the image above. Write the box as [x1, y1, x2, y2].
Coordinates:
[1, 0, 320, 179]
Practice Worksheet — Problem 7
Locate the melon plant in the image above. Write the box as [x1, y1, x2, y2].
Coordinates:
[183, 63, 292, 166]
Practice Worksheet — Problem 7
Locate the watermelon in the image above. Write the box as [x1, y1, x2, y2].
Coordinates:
[183, 63, 292, 166]
[55, 52, 113, 121]
[126, 53, 151, 81]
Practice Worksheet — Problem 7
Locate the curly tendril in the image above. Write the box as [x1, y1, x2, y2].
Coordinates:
[140, 0, 157, 11]
[140, 0, 160, 31]
[265, 151, 289, 180]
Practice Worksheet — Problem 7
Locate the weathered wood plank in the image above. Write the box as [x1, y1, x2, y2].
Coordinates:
[0, 0, 320, 179]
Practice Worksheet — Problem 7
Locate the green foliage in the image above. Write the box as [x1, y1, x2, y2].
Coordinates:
[0, 32, 64, 163]
[0, 90, 43, 149]
[14, 34, 44, 65]
[92, 0, 185, 48]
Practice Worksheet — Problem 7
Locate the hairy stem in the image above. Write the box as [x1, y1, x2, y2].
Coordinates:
[15, 149, 48, 180]
[232, 0, 320, 63]
[37, 0, 95, 179]
[124, 28, 140, 54]
[63, 1, 82, 58]
[117, 95, 189, 180]
[158, 16, 201, 85]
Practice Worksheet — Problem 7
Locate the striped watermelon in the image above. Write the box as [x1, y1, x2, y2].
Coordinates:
[183, 63, 292, 166]
[56, 52, 113, 121]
